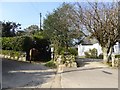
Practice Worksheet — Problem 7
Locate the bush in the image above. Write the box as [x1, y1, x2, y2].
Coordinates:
[2, 37, 14, 50]
[57, 47, 66, 55]
[68, 48, 78, 56]
[2, 36, 33, 51]
[84, 52, 91, 58]
[44, 60, 57, 68]
[2, 36, 51, 61]
[115, 55, 120, 58]
[84, 48, 98, 58]
[98, 54, 103, 59]
[57, 47, 78, 56]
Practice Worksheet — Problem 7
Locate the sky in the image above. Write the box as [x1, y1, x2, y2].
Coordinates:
[0, 0, 116, 30]
[1, 2, 62, 29]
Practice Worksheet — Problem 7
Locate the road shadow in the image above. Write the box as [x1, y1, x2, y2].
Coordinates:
[75, 58, 103, 67]
[63, 67, 104, 74]
[63, 58, 106, 74]
[2, 58, 56, 89]
[75, 61, 89, 67]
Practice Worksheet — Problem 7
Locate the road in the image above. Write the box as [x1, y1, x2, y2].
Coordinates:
[2, 58, 56, 89]
[61, 59, 118, 88]
[1, 58, 119, 89]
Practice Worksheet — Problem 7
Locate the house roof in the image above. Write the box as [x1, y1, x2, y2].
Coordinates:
[81, 37, 98, 45]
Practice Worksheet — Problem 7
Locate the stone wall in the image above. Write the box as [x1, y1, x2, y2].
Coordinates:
[0, 54, 26, 61]
[55, 55, 77, 68]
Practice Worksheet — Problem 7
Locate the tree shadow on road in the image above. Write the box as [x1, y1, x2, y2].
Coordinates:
[76, 61, 90, 67]
[75, 58, 103, 67]
[63, 67, 104, 74]
[2, 58, 56, 89]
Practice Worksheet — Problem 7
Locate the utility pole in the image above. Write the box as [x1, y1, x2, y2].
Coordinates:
[40, 13, 42, 30]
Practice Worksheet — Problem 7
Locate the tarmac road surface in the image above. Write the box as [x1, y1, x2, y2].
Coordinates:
[2, 58, 56, 89]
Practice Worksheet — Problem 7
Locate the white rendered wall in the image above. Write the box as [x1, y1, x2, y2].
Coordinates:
[78, 43, 102, 56]
[113, 42, 120, 54]
[78, 42, 120, 56]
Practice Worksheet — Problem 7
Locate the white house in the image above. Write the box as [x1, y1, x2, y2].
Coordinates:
[113, 42, 120, 54]
[78, 41, 120, 57]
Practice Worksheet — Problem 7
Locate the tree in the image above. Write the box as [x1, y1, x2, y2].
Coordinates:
[0, 21, 2, 37]
[16, 30, 26, 36]
[74, 2, 119, 63]
[43, 3, 83, 57]
[1, 21, 21, 37]
[25, 25, 39, 35]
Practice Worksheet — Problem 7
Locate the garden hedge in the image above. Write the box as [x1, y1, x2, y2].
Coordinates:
[2, 36, 33, 51]
[1, 36, 51, 61]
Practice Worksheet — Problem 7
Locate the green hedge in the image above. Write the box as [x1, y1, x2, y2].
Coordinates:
[1, 36, 51, 61]
[2, 36, 33, 52]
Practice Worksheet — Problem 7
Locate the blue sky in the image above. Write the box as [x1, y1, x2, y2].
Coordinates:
[0, 0, 116, 30]
[1, 2, 62, 29]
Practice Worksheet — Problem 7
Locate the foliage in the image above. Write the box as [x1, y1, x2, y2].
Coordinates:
[57, 47, 66, 55]
[24, 25, 39, 35]
[115, 55, 120, 58]
[16, 30, 26, 36]
[1, 50, 25, 58]
[74, 2, 118, 63]
[84, 48, 98, 58]
[44, 60, 57, 68]
[2, 37, 14, 50]
[2, 36, 33, 51]
[68, 47, 78, 56]
[84, 52, 91, 58]
[1, 35, 51, 61]
[1, 21, 21, 37]
[98, 54, 103, 59]
[33, 37, 51, 61]
[43, 3, 84, 56]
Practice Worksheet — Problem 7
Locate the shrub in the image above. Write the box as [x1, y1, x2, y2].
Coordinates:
[2, 36, 33, 52]
[84, 52, 91, 58]
[44, 60, 57, 68]
[115, 55, 120, 58]
[2, 37, 14, 50]
[57, 47, 66, 55]
[84, 48, 98, 58]
[68, 48, 78, 56]
[98, 54, 103, 59]
[57, 47, 78, 56]
[90, 48, 97, 58]
[2, 36, 51, 61]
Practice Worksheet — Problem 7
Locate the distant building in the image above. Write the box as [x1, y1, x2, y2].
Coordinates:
[78, 38, 120, 57]
[113, 42, 120, 54]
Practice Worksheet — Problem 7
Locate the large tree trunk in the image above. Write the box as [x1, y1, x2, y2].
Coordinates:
[107, 46, 113, 63]
[102, 47, 109, 64]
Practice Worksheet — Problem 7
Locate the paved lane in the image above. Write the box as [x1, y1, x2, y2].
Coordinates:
[61, 61, 118, 88]
[2, 58, 55, 89]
